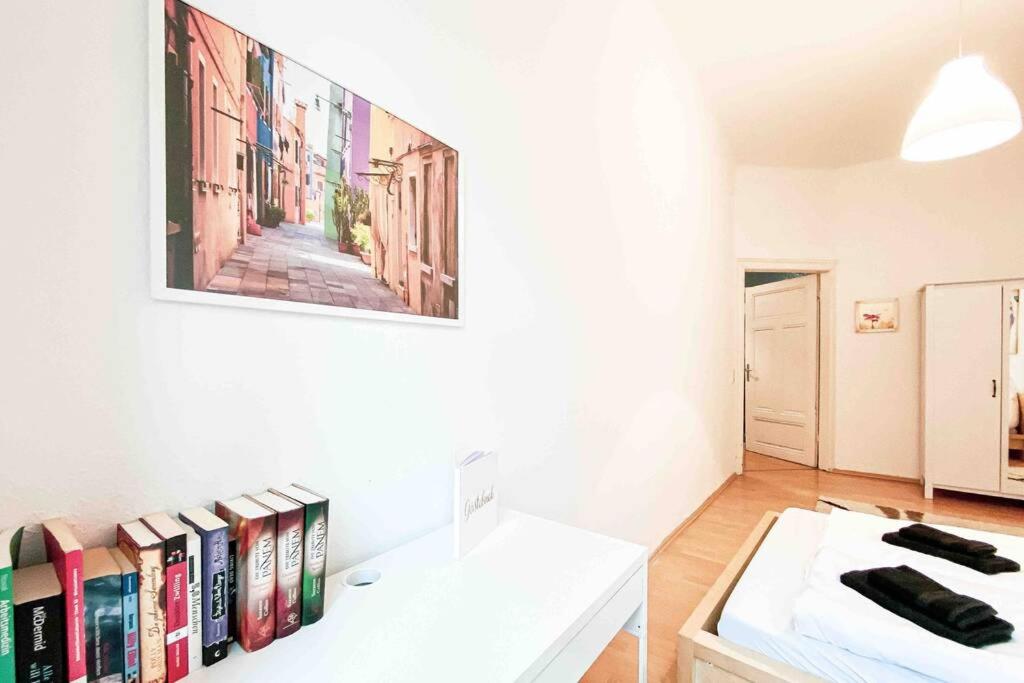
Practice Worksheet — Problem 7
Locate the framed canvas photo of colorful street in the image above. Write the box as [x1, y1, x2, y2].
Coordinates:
[149, 1, 463, 324]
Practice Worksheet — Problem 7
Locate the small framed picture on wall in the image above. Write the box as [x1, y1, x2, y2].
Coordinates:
[855, 298, 899, 333]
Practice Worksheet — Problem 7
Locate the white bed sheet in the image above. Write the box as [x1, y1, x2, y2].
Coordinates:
[791, 509, 1024, 683]
[717, 508, 941, 683]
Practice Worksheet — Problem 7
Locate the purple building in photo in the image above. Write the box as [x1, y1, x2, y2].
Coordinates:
[350, 95, 371, 193]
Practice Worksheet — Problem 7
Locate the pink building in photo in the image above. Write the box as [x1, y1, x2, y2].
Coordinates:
[281, 102, 307, 225]
[368, 110, 459, 318]
[164, 0, 249, 291]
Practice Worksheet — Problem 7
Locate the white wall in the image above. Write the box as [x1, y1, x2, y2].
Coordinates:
[0, 0, 738, 570]
[735, 136, 1024, 478]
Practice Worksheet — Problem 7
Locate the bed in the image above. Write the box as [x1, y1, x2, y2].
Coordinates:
[677, 505, 1024, 683]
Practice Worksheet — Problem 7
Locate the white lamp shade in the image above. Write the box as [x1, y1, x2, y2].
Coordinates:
[901, 55, 1022, 162]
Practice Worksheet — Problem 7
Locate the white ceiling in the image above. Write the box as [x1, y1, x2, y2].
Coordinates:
[667, 0, 1024, 167]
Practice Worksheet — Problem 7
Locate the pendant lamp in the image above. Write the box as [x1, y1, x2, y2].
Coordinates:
[901, 3, 1021, 161]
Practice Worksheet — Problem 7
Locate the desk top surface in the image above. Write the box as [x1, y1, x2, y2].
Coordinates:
[187, 509, 647, 682]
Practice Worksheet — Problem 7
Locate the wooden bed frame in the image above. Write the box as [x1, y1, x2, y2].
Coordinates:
[677, 512, 821, 683]
[677, 508, 1024, 682]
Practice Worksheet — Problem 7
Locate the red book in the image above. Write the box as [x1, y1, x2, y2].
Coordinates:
[141, 513, 190, 682]
[248, 491, 304, 639]
[42, 518, 87, 683]
[215, 497, 276, 652]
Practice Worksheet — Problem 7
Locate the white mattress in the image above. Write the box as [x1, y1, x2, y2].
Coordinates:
[717, 508, 941, 683]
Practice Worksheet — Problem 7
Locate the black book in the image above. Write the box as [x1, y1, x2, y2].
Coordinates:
[13, 562, 65, 683]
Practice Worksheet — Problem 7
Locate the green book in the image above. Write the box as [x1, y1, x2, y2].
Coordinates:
[271, 485, 328, 625]
[0, 527, 23, 683]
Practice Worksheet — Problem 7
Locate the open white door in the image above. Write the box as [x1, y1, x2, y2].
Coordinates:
[744, 274, 819, 466]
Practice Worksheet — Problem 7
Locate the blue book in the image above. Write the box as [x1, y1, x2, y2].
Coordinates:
[179, 508, 230, 667]
[109, 548, 140, 683]
[82, 548, 124, 683]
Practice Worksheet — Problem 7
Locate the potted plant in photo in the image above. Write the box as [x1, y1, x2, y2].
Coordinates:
[333, 182, 369, 255]
[332, 186, 355, 253]
[262, 202, 285, 229]
[352, 221, 372, 265]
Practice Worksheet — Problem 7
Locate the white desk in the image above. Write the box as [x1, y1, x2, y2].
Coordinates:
[189, 510, 648, 681]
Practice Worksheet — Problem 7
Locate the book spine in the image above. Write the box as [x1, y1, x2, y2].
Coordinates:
[14, 594, 64, 683]
[237, 517, 276, 652]
[0, 564, 14, 683]
[84, 575, 124, 682]
[121, 570, 140, 683]
[301, 501, 329, 625]
[200, 528, 228, 666]
[117, 533, 165, 683]
[275, 508, 304, 638]
[163, 536, 188, 682]
[185, 535, 201, 674]
[43, 535, 85, 683]
[225, 539, 237, 645]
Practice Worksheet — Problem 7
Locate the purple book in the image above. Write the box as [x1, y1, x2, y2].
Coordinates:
[178, 508, 230, 667]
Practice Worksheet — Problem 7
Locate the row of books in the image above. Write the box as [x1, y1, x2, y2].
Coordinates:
[0, 484, 329, 683]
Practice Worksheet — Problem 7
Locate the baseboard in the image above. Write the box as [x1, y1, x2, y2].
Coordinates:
[830, 468, 920, 485]
[651, 473, 737, 560]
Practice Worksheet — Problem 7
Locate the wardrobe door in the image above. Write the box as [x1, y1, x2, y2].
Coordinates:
[925, 283, 1003, 492]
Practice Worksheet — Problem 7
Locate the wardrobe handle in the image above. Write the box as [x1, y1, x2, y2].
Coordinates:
[993, 379, 998, 398]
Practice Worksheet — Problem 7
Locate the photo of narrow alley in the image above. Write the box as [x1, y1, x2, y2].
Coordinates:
[205, 222, 413, 313]
[162, 0, 459, 320]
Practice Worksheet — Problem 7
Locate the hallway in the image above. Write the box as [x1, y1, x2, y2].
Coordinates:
[204, 222, 413, 314]
[582, 452, 1024, 682]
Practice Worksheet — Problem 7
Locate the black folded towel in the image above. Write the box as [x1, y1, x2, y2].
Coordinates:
[899, 523, 997, 557]
[841, 569, 1014, 647]
[883, 531, 1021, 575]
[867, 565, 997, 630]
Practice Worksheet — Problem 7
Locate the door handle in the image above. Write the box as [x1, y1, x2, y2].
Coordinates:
[993, 379, 998, 398]
[745, 364, 753, 382]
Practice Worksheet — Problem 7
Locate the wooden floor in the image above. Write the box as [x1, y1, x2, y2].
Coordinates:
[581, 451, 1024, 682]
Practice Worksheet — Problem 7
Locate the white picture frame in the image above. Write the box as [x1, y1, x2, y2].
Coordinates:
[854, 298, 899, 333]
[148, 0, 466, 326]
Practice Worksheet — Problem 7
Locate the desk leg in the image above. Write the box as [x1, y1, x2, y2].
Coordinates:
[637, 583, 648, 683]
[622, 567, 649, 683]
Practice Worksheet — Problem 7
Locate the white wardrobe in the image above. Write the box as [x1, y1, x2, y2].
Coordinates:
[922, 279, 1024, 500]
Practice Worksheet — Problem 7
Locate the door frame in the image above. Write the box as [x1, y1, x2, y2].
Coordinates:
[735, 258, 837, 474]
